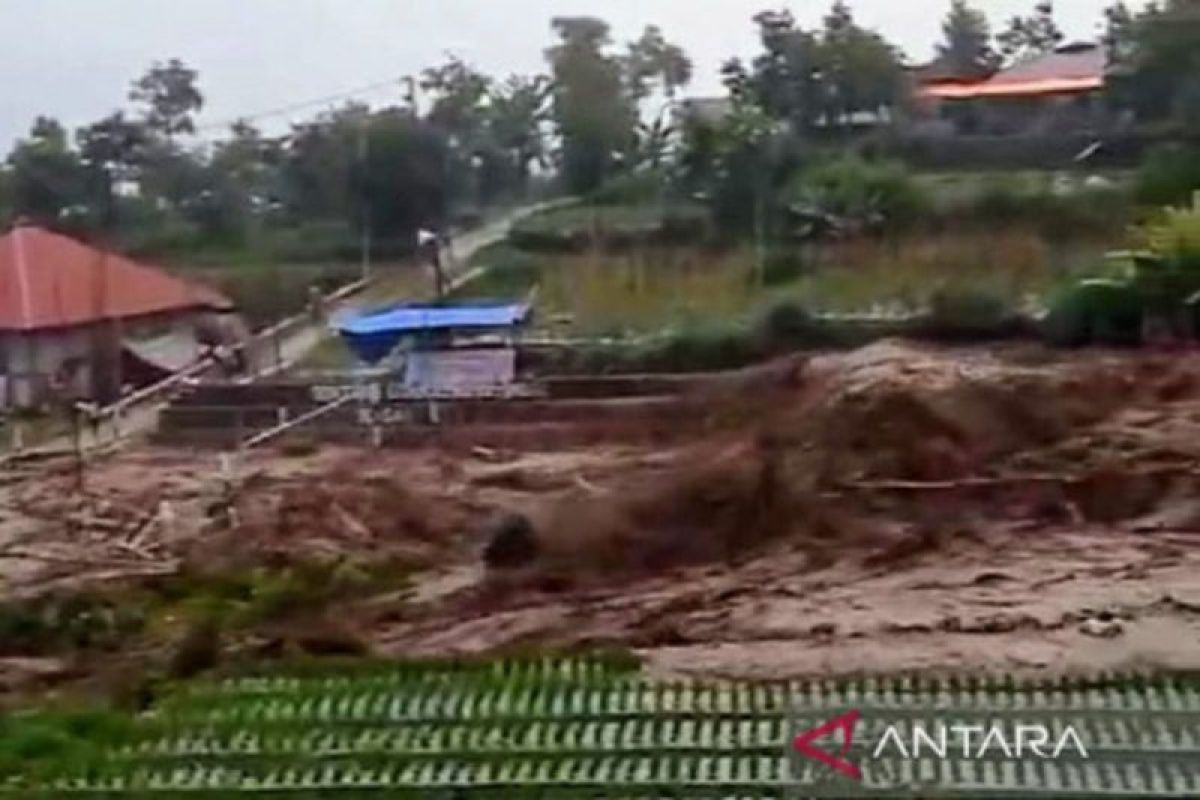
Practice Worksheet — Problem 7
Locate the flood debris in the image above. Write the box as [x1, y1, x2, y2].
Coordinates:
[2, 342, 1200, 685]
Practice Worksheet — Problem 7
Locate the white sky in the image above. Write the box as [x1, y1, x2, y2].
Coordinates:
[0, 0, 1137, 149]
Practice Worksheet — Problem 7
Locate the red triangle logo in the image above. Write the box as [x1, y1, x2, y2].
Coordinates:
[792, 709, 863, 780]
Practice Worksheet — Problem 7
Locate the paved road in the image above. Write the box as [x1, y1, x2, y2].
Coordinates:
[3, 201, 565, 461]
[259, 199, 566, 376]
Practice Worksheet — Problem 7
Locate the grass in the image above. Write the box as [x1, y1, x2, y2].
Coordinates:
[288, 222, 1115, 373]
[792, 229, 1103, 314]
[462, 228, 1110, 337]
[0, 558, 409, 689]
[2, 659, 1196, 795]
[180, 262, 365, 329]
[509, 202, 709, 252]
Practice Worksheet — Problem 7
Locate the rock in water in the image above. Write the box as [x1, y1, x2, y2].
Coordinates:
[482, 513, 540, 569]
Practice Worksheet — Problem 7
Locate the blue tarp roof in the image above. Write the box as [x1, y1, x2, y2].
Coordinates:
[334, 302, 530, 364]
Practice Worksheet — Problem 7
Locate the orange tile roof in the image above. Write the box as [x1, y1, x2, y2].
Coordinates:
[0, 225, 231, 331]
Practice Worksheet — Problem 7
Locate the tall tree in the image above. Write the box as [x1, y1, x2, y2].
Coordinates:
[76, 112, 151, 229]
[420, 56, 492, 139]
[420, 56, 497, 208]
[486, 75, 552, 189]
[129, 59, 204, 139]
[1112, 0, 1200, 128]
[281, 103, 371, 224]
[545, 16, 637, 193]
[7, 117, 86, 225]
[279, 103, 449, 238]
[625, 25, 694, 103]
[741, 10, 824, 129]
[735, 6, 903, 130]
[937, 0, 1000, 79]
[1101, 2, 1137, 64]
[997, 1, 1065, 64]
[191, 121, 283, 241]
[817, 1, 904, 126]
[356, 110, 449, 237]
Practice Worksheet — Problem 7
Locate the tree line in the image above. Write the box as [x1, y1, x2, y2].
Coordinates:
[0, 0, 1196, 259]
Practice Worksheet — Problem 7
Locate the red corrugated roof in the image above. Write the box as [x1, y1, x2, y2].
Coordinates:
[920, 43, 1105, 100]
[922, 75, 1103, 99]
[0, 225, 231, 331]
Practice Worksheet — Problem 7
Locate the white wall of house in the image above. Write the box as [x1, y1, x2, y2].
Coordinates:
[1, 327, 94, 408]
[0, 310, 210, 409]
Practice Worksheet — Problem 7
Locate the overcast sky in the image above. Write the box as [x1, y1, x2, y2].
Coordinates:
[1, 0, 1133, 149]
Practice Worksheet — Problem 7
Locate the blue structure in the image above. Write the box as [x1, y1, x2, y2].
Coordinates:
[334, 301, 530, 364]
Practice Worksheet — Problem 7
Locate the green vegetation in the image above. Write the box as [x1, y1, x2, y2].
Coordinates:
[0, 558, 409, 687]
[507, 203, 709, 252]
[1, 658, 1196, 795]
[790, 156, 930, 231]
[464, 219, 1103, 336]
[1043, 200, 1200, 345]
[1042, 278, 1144, 346]
[1135, 143, 1200, 206]
[185, 261, 361, 328]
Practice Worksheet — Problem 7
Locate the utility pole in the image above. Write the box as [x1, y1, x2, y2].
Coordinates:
[358, 119, 372, 282]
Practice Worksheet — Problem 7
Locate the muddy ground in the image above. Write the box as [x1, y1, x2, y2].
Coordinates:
[2, 340, 1199, 692]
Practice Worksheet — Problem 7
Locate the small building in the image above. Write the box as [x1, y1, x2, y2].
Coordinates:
[335, 301, 530, 398]
[916, 43, 1109, 135]
[0, 223, 235, 408]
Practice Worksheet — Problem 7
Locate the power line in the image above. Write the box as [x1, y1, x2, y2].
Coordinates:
[191, 76, 409, 135]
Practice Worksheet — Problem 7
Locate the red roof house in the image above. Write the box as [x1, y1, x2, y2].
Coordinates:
[0, 225, 229, 330]
[913, 43, 1109, 136]
[921, 43, 1105, 101]
[0, 224, 233, 407]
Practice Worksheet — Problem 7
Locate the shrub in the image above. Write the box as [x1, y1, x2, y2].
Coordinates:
[1142, 203, 1200, 272]
[922, 286, 1019, 340]
[945, 174, 1133, 240]
[790, 156, 929, 231]
[968, 176, 1037, 225]
[1127, 205, 1200, 330]
[168, 616, 222, 680]
[759, 248, 811, 286]
[1042, 279, 1144, 347]
[457, 243, 543, 298]
[0, 711, 126, 780]
[1034, 187, 1134, 242]
[1136, 144, 1200, 206]
[588, 170, 668, 205]
[752, 297, 826, 348]
[643, 320, 756, 372]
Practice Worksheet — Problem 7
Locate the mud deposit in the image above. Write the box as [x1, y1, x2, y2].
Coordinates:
[3, 341, 1200, 686]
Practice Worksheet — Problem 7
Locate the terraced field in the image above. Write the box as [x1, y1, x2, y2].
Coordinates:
[6, 658, 1199, 798]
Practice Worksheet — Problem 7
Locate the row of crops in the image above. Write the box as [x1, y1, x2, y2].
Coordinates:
[4, 658, 1199, 797]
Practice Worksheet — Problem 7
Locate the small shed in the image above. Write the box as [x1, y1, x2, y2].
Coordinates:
[334, 301, 531, 397]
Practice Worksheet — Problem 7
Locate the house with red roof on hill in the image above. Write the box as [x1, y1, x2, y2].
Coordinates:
[913, 42, 1114, 136]
[0, 222, 236, 408]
